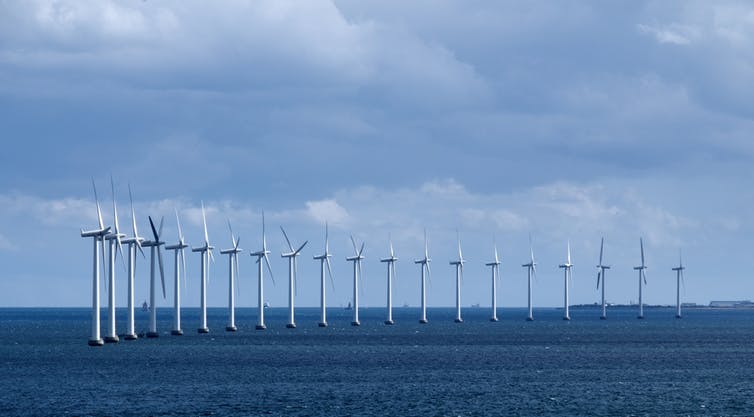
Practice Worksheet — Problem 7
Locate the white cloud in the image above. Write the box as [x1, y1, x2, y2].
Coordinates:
[305, 199, 351, 227]
[638, 23, 694, 45]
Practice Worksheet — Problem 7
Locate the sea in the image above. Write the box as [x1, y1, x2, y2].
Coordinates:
[2, 306, 754, 416]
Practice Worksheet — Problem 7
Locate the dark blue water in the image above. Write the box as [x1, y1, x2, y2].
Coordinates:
[2, 306, 754, 416]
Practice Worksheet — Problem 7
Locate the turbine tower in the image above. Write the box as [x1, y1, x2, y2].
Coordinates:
[191, 201, 214, 334]
[220, 220, 242, 332]
[121, 185, 145, 340]
[414, 230, 431, 324]
[280, 226, 307, 329]
[103, 177, 126, 343]
[80, 179, 111, 346]
[347, 236, 366, 326]
[633, 238, 648, 319]
[250, 212, 275, 330]
[596, 237, 610, 320]
[313, 223, 335, 327]
[449, 234, 465, 323]
[673, 251, 686, 319]
[485, 240, 501, 322]
[521, 236, 537, 321]
[380, 238, 398, 325]
[143, 216, 166, 338]
[558, 241, 573, 321]
[165, 209, 188, 336]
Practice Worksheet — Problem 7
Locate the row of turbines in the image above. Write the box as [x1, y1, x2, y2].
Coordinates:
[80, 179, 687, 347]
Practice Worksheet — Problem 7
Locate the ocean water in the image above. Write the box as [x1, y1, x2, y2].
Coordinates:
[2, 306, 754, 416]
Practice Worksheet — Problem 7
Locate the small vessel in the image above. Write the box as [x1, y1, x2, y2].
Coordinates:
[471, 303, 480, 308]
[263, 301, 271, 309]
[345, 302, 352, 310]
[142, 301, 149, 312]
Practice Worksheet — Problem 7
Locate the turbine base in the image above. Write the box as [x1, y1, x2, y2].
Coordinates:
[124, 333, 138, 340]
[197, 327, 210, 334]
[318, 322, 328, 327]
[675, 315, 682, 319]
[351, 321, 360, 326]
[225, 326, 237, 332]
[419, 319, 428, 324]
[490, 317, 499, 322]
[384, 320, 394, 325]
[286, 323, 296, 329]
[255, 324, 266, 330]
[146, 331, 159, 338]
[454, 318, 463, 323]
[88, 338, 104, 347]
[171, 330, 184, 336]
[104, 335, 120, 343]
[637, 316, 645, 320]
[526, 317, 534, 322]
[562, 317, 571, 321]
[600, 316, 607, 320]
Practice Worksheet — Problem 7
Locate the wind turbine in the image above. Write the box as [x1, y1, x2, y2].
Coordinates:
[80, 179, 111, 346]
[673, 251, 686, 319]
[485, 239, 501, 322]
[103, 177, 126, 343]
[414, 229, 431, 324]
[558, 241, 574, 321]
[121, 185, 145, 340]
[346, 236, 366, 326]
[191, 201, 214, 334]
[313, 223, 335, 327]
[250, 212, 275, 330]
[143, 216, 166, 337]
[450, 233, 466, 323]
[220, 220, 242, 332]
[596, 237, 610, 320]
[521, 235, 536, 321]
[634, 238, 648, 319]
[281, 226, 307, 329]
[165, 209, 189, 336]
[380, 237, 398, 325]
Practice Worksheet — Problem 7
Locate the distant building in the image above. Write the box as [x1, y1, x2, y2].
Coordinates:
[709, 300, 754, 308]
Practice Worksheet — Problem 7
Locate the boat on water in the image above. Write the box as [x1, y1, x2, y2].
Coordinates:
[142, 301, 149, 312]
[345, 302, 352, 310]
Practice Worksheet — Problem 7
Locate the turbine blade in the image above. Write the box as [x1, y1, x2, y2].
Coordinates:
[325, 222, 329, 253]
[137, 240, 146, 258]
[295, 240, 307, 255]
[326, 258, 335, 291]
[494, 241, 499, 264]
[597, 271, 600, 290]
[359, 241, 365, 257]
[567, 240, 571, 265]
[129, 184, 138, 238]
[389, 236, 395, 258]
[208, 248, 215, 263]
[350, 235, 358, 255]
[201, 201, 209, 245]
[358, 261, 364, 297]
[92, 178, 104, 230]
[235, 253, 240, 298]
[280, 226, 294, 252]
[424, 229, 428, 258]
[293, 257, 298, 297]
[175, 208, 184, 241]
[264, 254, 275, 286]
[599, 237, 604, 265]
[640, 238, 645, 266]
[158, 247, 166, 299]
[158, 217, 164, 239]
[228, 220, 236, 248]
[148, 216, 159, 242]
[181, 248, 188, 289]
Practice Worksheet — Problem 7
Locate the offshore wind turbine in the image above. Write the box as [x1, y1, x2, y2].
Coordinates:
[673, 251, 686, 319]
[414, 230, 431, 324]
[122, 185, 145, 340]
[165, 209, 189, 336]
[634, 238, 648, 319]
[191, 202, 214, 334]
[143, 216, 166, 338]
[485, 240, 501, 322]
[313, 223, 335, 327]
[103, 177, 126, 343]
[280, 226, 307, 329]
[220, 220, 242, 332]
[346, 236, 366, 326]
[558, 241, 574, 321]
[449, 233, 466, 323]
[250, 212, 275, 330]
[80, 179, 111, 346]
[596, 237, 610, 320]
[521, 236, 537, 321]
[380, 237, 397, 325]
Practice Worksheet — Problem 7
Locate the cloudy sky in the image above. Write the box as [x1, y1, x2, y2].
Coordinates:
[1, 0, 753, 309]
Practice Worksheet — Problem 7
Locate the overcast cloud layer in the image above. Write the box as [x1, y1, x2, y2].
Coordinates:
[1, 1, 753, 308]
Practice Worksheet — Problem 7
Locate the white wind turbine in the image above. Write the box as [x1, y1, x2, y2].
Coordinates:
[380, 237, 398, 325]
[485, 240, 501, 322]
[596, 237, 610, 320]
[191, 201, 214, 334]
[122, 185, 145, 340]
[313, 223, 335, 327]
[414, 230, 431, 324]
[673, 251, 686, 319]
[521, 236, 537, 321]
[220, 220, 242, 332]
[347, 236, 366, 326]
[558, 241, 574, 321]
[634, 238, 648, 319]
[103, 177, 126, 343]
[450, 233, 466, 323]
[281, 226, 307, 329]
[165, 209, 189, 336]
[143, 216, 166, 338]
[250, 212, 275, 330]
[80, 179, 111, 347]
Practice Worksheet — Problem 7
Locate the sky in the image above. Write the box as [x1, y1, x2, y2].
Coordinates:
[1, 0, 753, 309]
